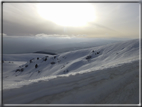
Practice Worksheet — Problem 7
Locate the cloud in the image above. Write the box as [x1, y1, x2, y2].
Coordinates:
[2, 3, 139, 38]
[35, 34, 68, 37]
[35, 33, 88, 38]
[88, 22, 119, 32]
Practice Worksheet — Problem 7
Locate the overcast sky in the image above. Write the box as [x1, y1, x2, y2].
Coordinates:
[3, 3, 139, 38]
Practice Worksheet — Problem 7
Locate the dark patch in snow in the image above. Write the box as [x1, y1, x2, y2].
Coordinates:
[15, 69, 21, 72]
[51, 62, 55, 64]
[63, 69, 69, 74]
[35, 64, 38, 68]
[61, 65, 65, 69]
[86, 55, 92, 60]
[21, 68, 24, 72]
[43, 57, 47, 61]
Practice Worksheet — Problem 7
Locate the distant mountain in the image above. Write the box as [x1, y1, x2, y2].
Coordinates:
[34, 51, 56, 55]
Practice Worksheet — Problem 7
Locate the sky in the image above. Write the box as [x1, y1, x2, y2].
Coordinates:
[2, 2, 140, 54]
[3, 3, 139, 38]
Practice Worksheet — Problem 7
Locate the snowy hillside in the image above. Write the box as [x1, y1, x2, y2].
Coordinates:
[3, 39, 140, 104]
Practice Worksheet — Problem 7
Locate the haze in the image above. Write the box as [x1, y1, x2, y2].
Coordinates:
[2, 3, 139, 54]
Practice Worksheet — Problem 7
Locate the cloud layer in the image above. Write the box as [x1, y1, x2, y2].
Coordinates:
[3, 3, 139, 38]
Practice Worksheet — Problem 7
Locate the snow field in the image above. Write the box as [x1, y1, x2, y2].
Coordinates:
[3, 39, 140, 104]
[3, 60, 139, 104]
[3, 39, 139, 80]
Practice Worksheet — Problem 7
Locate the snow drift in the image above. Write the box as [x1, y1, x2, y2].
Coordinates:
[3, 39, 140, 104]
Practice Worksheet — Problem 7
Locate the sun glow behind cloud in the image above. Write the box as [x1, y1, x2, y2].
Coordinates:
[37, 3, 96, 27]
[3, 3, 139, 38]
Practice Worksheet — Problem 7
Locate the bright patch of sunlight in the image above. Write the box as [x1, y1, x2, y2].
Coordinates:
[37, 3, 96, 27]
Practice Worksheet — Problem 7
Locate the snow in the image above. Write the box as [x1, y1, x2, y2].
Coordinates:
[3, 53, 49, 61]
[2, 39, 140, 104]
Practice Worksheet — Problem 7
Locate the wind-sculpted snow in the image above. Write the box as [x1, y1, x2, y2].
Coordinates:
[3, 60, 139, 104]
[3, 39, 140, 104]
[3, 39, 139, 80]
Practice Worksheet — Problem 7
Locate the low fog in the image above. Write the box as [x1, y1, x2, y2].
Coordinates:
[3, 36, 132, 54]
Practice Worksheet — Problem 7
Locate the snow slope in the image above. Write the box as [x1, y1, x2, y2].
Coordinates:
[3, 53, 49, 61]
[3, 39, 140, 104]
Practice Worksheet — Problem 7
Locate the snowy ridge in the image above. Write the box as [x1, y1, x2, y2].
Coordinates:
[3, 39, 140, 104]
[3, 53, 49, 61]
[3, 39, 139, 80]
